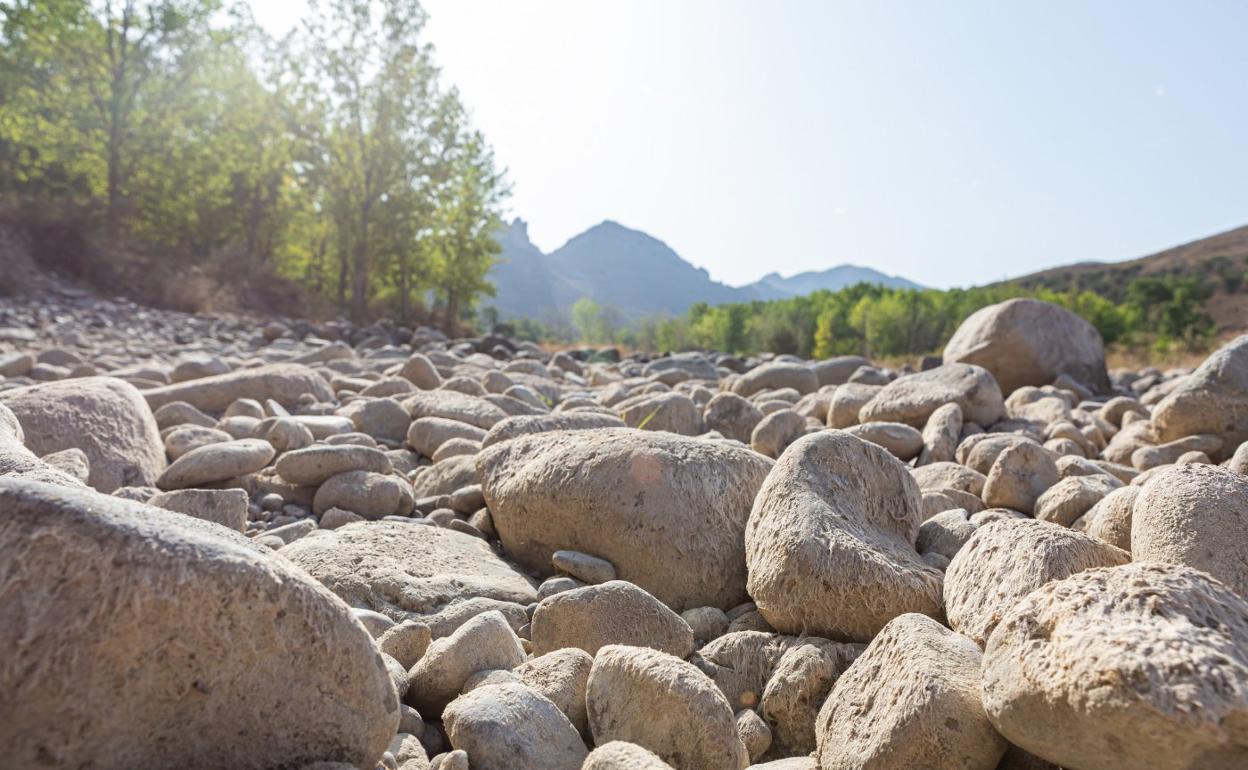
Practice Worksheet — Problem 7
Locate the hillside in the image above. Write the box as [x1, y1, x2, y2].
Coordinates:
[1006, 224, 1248, 332]
[487, 218, 923, 321]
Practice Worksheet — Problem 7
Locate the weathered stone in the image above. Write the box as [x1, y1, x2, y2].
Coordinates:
[479, 428, 772, 611]
[859, 363, 1005, 428]
[442, 682, 586, 770]
[746, 431, 942, 642]
[0, 376, 164, 492]
[281, 521, 537, 626]
[982, 562, 1248, 770]
[531, 580, 695, 658]
[142, 363, 333, 412]
[587, 645, 749, 770]
[944, 518, 1129, 646]
[943, 298, 1110, 394]
[815, 613, 1006, 770]
[156, 438, 275, 490]
[0, 478, 397, 770]
[149, 488, 248, 532]
[1132, 463, 1248, 596]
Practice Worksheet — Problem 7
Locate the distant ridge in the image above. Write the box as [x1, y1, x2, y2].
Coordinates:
[741, 265, 922, 301]
[487, 218, 922, 320]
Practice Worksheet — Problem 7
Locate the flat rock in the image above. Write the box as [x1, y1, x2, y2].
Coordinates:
[280, 521, 537, 626]
[858, 363, 1005, 428]
[156, 438, 275, 490]
[143, 363, 334, 412]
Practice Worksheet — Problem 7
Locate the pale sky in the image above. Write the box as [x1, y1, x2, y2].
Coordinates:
[253, 1, 1248, 288]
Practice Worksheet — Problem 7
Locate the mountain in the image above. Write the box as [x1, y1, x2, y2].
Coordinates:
[742, 266, 922, 301]
[487, 218, 923, 321]
[543, 221, 746, 320]
[486, 219, 564, 320]
[1004, 224, 1248, 332]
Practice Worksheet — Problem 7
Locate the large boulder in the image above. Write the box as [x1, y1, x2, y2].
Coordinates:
[142, 363, 333, 412]
[1153, 335, 1248, 457]
[281, 521, 537, 627]
[587, 645, 749, 770]
[0, 376, 164, 492]
[942, 298, 1110, 394]
[478, 428, 773, 611]
[1132, 464, 1248, 597]
[0, 479, 398, 769]
[745, 431, 943, 642]
[982, 562, 1248, 770]
[858, 363, 1005, 428]
[815, 613, 1006, 770]
[944, 518, 1129, 646]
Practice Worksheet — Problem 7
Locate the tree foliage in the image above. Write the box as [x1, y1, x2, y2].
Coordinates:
[0, 0, 507, 326]
[578, 276, 1215, 358]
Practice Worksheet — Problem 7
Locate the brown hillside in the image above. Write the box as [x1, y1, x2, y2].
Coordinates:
[1005, 224, 1248, 333]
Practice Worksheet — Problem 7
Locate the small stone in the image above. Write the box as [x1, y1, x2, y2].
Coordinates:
[551, 549, 617, 584]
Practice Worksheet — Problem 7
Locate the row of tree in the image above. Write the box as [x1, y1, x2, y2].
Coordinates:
[558, 275, 1215, 358]
[0, 0, 506, 326]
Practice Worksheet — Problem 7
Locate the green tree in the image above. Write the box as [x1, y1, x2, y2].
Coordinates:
[571, 297, 603, 343]
[294, 0, 440, 319]
[426, 126, 507, 330]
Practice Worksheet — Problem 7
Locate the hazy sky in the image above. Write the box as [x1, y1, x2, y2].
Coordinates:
[253, 1, 1248, 288]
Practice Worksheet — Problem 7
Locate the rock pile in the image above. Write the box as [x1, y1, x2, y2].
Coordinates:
[3, 287, 1248, 770]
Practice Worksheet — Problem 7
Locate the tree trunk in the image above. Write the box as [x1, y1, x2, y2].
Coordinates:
[336, 244, 348, 310]
[444, 290, 460, 335]
[397, 253, 410, 324]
